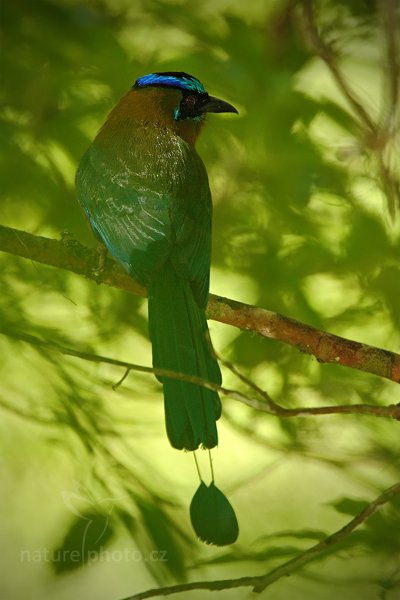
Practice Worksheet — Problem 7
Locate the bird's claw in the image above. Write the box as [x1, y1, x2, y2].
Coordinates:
[91, 243, 108, 281]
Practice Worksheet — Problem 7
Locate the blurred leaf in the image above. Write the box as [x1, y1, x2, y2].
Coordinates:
[136, 498, 187, 580]
[52, 511, 114, 574]
[331, 497, 369, 516]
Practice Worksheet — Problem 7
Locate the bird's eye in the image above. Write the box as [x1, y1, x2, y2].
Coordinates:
[175, 93, 204, 120]
[184, 95, 197, 107]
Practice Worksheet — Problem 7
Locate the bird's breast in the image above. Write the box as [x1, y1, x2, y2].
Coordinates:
[94, 120, 209, 203]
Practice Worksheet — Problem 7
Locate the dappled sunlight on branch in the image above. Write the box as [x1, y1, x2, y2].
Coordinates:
[1, 224, 399, 383]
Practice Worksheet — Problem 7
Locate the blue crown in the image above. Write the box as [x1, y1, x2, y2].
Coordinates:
[134, 72, 206, 94]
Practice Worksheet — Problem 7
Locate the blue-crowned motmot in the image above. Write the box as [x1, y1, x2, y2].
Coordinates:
[76, 72, 237, 452]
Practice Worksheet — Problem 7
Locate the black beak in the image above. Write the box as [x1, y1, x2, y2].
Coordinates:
[202, 95, 238, 114]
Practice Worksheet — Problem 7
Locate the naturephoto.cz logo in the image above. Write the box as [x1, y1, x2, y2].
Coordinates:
[20, 489, 168, 569]
[20, 547, 168, 564]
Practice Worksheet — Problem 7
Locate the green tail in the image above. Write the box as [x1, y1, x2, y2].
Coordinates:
[148, 264, 222, 450]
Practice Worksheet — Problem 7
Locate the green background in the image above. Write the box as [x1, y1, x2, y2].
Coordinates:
[1, 1, 399, 599]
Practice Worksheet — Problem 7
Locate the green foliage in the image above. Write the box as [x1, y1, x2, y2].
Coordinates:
[52, 512, 115, 573]
[0, 1, 399, 599]
[135, 497, 187, 579]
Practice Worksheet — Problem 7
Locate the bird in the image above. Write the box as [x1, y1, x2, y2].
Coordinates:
[76, 71, 238, 452]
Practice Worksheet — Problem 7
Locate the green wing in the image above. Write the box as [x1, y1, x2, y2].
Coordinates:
[76, 129, 213, 306]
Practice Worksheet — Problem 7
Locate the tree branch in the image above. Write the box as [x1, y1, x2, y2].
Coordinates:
[218, 354, 400, 420]
[301, 0, 377, 134]
[119, 480, 400, 599]
[301, 0, 400, 216]
[2, 327, 399, 421]
[380, 0, 400, 123]
[1, 224, 399, 383]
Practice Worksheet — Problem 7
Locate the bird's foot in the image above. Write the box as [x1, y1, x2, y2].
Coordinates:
[91, 242, 108, 281]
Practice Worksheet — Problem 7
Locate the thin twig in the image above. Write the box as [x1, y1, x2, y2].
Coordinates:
[380, 0, 400, 121]
[0, 327, 221, 392]
[112, 367, 131, 390]
[378, 0, 400, 216]
[2, 326, 399, 420]
[119, 480, 400, 598]
[301, 0, 377, 134]
[214, 350, 281, 412]
[301, 0, 400, 216]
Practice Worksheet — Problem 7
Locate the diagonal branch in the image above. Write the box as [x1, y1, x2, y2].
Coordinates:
[120, 480, 400, 599]
[1, 224, 399, 383]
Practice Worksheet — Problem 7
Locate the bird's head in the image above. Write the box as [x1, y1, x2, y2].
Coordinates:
[134, 72, 238, 122]
[104, 72, 237, 145]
